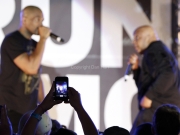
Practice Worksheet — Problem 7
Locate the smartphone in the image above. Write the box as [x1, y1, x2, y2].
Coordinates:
[54, 76, 69, 101]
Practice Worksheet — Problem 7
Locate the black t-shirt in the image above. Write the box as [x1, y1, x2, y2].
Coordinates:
[0, 31, 40, 114]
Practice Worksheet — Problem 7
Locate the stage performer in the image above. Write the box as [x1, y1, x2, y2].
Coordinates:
[129, 25, 180, 135]
[0, 6, 51, 132]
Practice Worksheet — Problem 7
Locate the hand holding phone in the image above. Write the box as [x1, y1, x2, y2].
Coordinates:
[54, 76, 69, 101]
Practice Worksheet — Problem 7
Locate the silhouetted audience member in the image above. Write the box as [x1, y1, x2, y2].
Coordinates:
[152, 104, 180, 135]
[133, 123, 153, 135]
[53, 128, 77, 135]
[50, 119, 77, 135]
[50, 119, 61, 135]
[18, 110, 52, 135]
[103, 126, 130, 135]
[19, 81, 98, 135]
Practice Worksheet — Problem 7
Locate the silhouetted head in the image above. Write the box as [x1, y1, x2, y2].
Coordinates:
[103, 126, 130, 135]
[50, 119, 61, 135]
[133, 123, 153, 135]
[53, 128, 77, 135]
[18, 110, 52, 135]
[152, 104, 180, 135]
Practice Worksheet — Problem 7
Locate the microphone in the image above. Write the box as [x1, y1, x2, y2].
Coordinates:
[50, 33, 64, 43]
[124, 64, 132, 81]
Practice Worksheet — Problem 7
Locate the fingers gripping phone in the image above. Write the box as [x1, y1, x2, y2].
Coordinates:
[54, 76, 69, 101]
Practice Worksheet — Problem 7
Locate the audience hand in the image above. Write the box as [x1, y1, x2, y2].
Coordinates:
[67, 87, 83, 111]
[67, 87, 99, 135]
[38, 81, 63, 113]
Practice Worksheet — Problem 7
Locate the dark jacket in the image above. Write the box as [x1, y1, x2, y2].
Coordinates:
[133, 41, 180, 110]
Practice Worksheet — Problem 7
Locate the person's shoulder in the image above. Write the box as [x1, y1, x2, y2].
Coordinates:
[154, 40, 169, 50]
[146, 40, 164, 53]
[150, 40, 163, 48]
[5, 30, 19, 38]
[1, 31, 23, 49]
[155, 41, 173, 55]
[4, 30, 21, 41]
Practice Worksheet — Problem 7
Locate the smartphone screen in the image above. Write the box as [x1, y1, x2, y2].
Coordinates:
[55, 81, 68, 97]
[54, 77, 69, 101]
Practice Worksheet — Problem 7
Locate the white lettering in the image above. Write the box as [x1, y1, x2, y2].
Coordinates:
[67, 74, 100, 135]
[104, 75, 138, 131]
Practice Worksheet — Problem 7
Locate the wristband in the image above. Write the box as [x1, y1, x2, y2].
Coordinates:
[31, 113, 42, 121]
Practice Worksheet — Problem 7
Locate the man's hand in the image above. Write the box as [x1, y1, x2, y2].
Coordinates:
[0, 105, 13, 135]
[140, 96, 152, 109]
[128, 54, 139, 70]
[38, 26, 51, 40]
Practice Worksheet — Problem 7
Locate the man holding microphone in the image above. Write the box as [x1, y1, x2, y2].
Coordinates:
[128, 25, 180, 134]
[0, 6, 51, 132]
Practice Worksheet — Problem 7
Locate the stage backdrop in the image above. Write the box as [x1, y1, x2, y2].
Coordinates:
[0, 0, 172, 134]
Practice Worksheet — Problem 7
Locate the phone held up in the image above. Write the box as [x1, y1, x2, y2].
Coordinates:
[54, 76, 69, 101]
